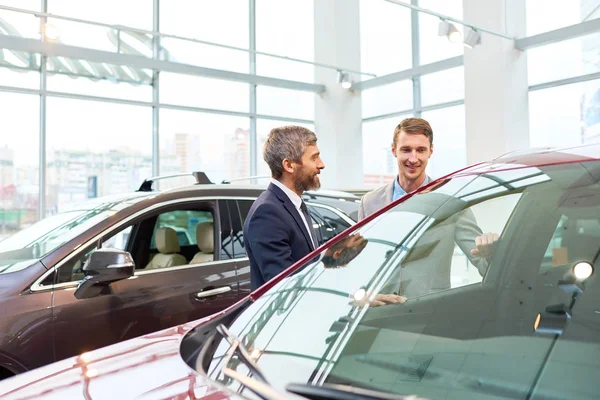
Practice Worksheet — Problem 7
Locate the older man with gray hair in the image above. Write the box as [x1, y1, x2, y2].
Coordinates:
[243, 125, 325, 290]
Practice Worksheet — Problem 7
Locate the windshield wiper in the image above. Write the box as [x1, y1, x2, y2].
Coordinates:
[286, 383, 429, 400]
[216, 324, 268, 384]
[216, 324, 298, 400]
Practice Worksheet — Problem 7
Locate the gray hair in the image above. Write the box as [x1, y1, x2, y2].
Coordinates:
[263, 126, 317, 179]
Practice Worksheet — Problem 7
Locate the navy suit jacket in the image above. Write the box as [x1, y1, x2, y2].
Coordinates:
[243, 183, 315, 290]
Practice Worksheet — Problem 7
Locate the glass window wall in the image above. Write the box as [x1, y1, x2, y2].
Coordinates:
[0, 2, 41, 40]
[160, 0, 248, 48]
[45, 97, 152, 214]
[48, 0, 153, 30]
[47, 0, 152, 53]
[527, 33, 600, 86]
[529, 79, 600, 147]
[160, 73, 249, 113]
[362, 116, 406, 189]
[256, 0, 314, 83]
[421, 104, 466, 179]
[257, 86, 314, 120]
[160, 109, 250, 186]
[526, 0, 600, 36]
[160, 37, 248, 74]
[362, 80, 413, 119]
[0, 53, 40, 89]
[421, 66, 464, 107]
[0, 91, 39, 239]
[0, 2, 41, 89]
[359, 0, 412, 76]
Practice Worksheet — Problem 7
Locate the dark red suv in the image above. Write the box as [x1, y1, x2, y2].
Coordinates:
[0, 174, 356, 380]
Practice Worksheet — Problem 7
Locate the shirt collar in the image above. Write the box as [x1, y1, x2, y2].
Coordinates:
[271, 178, 302, 210]
[393, 175, 430, 197]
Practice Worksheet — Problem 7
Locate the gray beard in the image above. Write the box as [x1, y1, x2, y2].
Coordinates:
[295, 175, 320, 193]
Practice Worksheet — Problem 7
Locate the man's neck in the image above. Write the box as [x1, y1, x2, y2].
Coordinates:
[276, 176, 302, 197]
[397, 173, 426, 193]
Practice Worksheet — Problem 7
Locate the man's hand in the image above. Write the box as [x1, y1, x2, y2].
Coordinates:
[351, 293, 407, 308]
[372, 293, 407, 307]
[470, 232, 499, 258]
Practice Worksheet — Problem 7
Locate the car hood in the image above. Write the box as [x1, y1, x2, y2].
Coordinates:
[0, 319, 236, 400]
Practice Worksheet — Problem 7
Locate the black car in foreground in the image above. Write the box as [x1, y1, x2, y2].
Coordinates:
[0, 173, 356, 379]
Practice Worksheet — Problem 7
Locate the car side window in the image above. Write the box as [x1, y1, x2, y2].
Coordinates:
[307, 204, 352, 245]
[231, 200, 253, 258]
[149, 210, 212, 249]
[145, 210, 214, 269]
[542, 215, 600, 271]
[219, 200, 233, 260]
[41, 226, 133, 286]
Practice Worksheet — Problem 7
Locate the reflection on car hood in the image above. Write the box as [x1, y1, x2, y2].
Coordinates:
[0, 319, 235, 400]
[0, 259, 39, 275]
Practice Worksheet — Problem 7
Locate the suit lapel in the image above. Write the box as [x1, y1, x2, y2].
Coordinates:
[268, 183, 314, 250]
[382, 182, 394, 208]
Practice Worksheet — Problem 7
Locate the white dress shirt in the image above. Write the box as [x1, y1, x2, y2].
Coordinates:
[271, 179, 316, 249]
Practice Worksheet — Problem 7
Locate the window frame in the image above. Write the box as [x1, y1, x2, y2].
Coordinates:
[30, 196, 258, 292]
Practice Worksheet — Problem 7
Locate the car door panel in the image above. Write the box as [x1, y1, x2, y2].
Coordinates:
[51, 260, 239, 361]
[0, 261, 53, 373]
[236, 260, 251, 299]
[51, 287, 123, 360]
[51, 200, 237, 362]
[111, 261, 239, 337]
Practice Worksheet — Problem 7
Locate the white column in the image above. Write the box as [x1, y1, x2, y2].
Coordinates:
[314, 0, 363, 189]
[463, 0, 529, 164]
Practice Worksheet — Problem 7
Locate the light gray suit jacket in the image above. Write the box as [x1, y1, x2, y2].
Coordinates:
[357, 182, 395, 221]
[358, 181, 488, 298]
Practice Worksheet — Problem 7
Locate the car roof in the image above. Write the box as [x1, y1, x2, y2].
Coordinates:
[465, 143, 600, 173]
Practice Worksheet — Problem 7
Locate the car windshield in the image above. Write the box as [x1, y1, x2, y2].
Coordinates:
[0, 192, 151, 274]
[207, 159, 600, 400]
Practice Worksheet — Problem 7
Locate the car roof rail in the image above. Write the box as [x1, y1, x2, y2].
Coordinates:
[221, 175, 270, 184]
[137, 171, 212, 192]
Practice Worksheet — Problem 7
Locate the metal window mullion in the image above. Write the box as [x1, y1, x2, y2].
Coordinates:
[152, 0, 160, 177]
[528, 71, 600, 92]
[411, 0, 421, 118]
[249, 0, 258, 177]
[39, 0, 47, 220]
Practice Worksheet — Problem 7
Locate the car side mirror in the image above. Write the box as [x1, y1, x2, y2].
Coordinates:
[74, 248, 135, 299]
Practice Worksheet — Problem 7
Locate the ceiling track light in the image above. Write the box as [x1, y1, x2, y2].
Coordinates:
[337, 70, 352, 90]
[438, 20, 462, 43]
[464, 28, 482, 48]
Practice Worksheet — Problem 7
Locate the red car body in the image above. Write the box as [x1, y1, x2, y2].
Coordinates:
[1, 145, 599, 400]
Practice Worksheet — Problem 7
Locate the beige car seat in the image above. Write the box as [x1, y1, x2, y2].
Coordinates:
[190, 222, 214, 264]
[145, 227, 187, 270]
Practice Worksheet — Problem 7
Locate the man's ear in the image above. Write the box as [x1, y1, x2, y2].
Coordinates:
[282, 158, 295, 174]
[333, 249, 343, 259]
[429, 144, 434, 158]
[391, 143, 397, 158]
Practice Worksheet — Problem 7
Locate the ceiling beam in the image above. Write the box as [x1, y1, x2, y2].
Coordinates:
[515, 18, 600, 50]
[353, 56, 463, 91]
[0, 35, 326, 93]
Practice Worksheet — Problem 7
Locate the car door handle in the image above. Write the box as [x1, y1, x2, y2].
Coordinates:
[195, 286, 231, 299]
